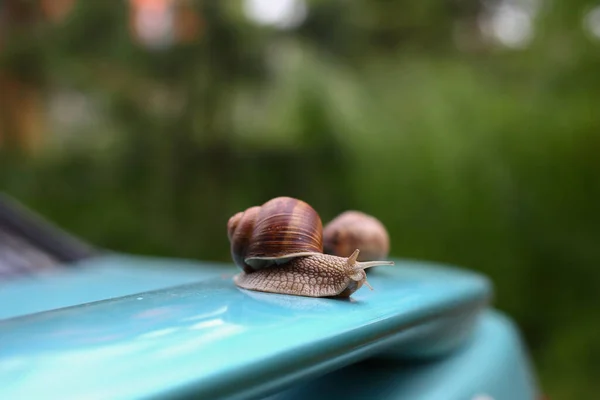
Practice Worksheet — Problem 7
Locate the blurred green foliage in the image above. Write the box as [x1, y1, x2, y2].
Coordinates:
[1, 0, 599, 398]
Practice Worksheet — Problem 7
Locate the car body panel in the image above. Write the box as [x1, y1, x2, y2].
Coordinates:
[0, 254, 231, 320]
[268, 310, 540, 400]
[0, 256, 491, 400]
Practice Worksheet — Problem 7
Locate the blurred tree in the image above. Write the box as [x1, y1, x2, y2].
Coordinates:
[297, 0, 486, 61]
[0, 0, 47, 153]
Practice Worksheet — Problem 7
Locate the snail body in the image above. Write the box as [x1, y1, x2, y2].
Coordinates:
[227, 197, 394, 298]
[234, 249, 391, 298]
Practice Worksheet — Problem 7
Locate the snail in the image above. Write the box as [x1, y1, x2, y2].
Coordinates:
[323, 210, 390, 262]
[227, 197, 394, 298]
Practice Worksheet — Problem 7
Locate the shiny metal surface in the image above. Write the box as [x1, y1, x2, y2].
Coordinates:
[0, 254, 232, 320]
[0, 257, 491, 400]
[268, 310, 540, 400]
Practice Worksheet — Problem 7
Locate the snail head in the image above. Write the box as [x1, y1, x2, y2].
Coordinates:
[345, 249, 394, 290]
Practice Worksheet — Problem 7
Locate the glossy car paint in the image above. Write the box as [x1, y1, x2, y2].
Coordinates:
[0, 254, 231, 320]
[0, 256, 492, 399]
[268, 310, 540, 400]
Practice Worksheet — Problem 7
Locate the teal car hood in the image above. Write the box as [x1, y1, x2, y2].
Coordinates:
[0, 254, 230, 320]
[0, 255, 491, 399]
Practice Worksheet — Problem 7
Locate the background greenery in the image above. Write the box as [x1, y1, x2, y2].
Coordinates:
[1, 1, 599, 398]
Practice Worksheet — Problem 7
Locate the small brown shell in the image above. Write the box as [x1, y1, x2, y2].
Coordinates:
[323, 211, 390, 261]
[227, 197, 323, 273]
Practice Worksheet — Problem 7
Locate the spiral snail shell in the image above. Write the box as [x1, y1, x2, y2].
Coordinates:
[227, 197, 323, 273]
[323, 211, 390, 262]
[227, 197, 394, 298]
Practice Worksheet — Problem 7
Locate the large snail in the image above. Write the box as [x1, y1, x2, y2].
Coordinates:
[227, 197, 394, 298]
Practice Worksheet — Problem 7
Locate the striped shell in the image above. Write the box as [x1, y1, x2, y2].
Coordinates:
[227, 197, 323, 273]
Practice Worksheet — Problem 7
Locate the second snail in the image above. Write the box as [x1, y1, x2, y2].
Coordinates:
[226, 196, 393, 298]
